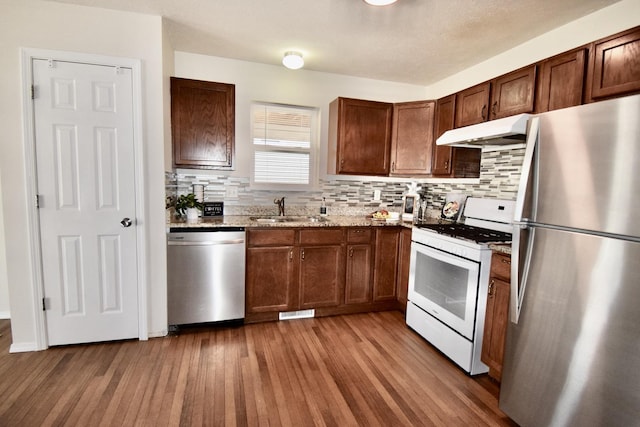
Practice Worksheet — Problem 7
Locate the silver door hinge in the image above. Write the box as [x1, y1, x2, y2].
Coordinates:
[35, 194, 41, 208]
[31, 85, 36, 100]
[42, 297, 50, 311]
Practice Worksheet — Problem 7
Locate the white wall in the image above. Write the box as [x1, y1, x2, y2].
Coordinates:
[0, 173, 9, 319]
[0, 0, 169, 349]
[427, 0, 640, 98]
[174, 53, 429, 179]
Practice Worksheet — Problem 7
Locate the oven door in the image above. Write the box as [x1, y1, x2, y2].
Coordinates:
[408, 241, 480, 340]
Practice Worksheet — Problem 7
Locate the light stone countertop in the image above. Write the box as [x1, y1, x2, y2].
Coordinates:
[167, 215, 417, 230]
[489, 244, 512, 255]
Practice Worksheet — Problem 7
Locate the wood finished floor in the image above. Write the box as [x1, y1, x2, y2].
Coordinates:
[0, 311, 517, 426]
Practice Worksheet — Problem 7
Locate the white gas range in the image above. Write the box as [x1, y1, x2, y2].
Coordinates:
[406, 197, 514, 375]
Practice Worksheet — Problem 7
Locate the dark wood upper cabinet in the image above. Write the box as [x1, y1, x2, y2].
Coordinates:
[170, 77, 235, 170]
[586, 26, 640, 102]
[432, 95, 456, 176]
[328, 97, 393, 176]
[536, 48, 587, 113]
[433, 94, 482, 178]
[490, 65, 537, 119]
[390, 100, 436, 176]
[454, 82, 491, 128]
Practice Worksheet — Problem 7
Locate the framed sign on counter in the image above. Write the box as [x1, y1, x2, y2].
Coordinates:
[402, 195, 416, 221]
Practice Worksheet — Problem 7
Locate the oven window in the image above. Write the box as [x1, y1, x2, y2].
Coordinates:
[414, 251, 470, 320]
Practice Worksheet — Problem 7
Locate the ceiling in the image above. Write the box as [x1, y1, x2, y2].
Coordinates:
[46, 0, 620, 86]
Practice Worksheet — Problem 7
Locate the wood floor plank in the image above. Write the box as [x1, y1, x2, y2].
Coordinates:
[0, 312, 517, 426]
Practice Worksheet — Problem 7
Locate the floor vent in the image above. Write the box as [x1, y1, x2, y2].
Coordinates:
[279, 309, 315, 320]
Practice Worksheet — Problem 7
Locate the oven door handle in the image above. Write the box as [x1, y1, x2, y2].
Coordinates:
[510, 224, 535, 324]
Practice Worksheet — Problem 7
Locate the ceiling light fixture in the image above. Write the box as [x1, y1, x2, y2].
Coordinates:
[282, 51, 304, 70]
[364, 0, 398, 5]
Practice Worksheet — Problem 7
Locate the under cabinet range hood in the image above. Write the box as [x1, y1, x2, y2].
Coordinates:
[436, 113, 531, 150]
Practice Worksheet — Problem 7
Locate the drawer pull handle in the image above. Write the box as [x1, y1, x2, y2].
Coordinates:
[488, 279, 495, 297]
[501, 258, 511, 265]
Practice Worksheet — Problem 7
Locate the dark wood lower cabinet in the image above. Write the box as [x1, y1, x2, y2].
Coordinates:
[373, 228, 401, 302]
[396, 228, 412, 311]
[299, 245, 344, 309]
[246, 246, 296, 313]
[481, 251, 511, 382]
[245, 226, 403, 323]
[345, 244, 373, 304]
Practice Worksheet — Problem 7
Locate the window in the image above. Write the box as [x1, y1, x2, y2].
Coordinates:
[251, 102, 319, 190]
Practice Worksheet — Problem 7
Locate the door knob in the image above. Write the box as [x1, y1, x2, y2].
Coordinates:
[120, 218, 132, 228]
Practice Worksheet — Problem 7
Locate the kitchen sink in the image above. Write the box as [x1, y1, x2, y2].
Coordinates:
[249, 216, 329, 223]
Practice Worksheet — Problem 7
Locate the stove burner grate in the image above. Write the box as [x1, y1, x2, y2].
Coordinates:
[415, 223, 512, 243]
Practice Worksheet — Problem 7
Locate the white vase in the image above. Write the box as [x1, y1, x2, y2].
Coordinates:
[186, 207, 200, 222]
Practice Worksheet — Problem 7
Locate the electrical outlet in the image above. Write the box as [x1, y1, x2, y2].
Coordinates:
[373, 190, 381, 201]
[225, 187, 238, 199]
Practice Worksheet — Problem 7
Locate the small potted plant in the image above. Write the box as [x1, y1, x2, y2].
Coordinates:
[174, 193, 203, 222]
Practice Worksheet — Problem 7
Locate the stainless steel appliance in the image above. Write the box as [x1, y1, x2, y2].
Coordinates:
[407, 198, 514, 375]
[167, 228, 246, 326]
[501, 95, 640, 426]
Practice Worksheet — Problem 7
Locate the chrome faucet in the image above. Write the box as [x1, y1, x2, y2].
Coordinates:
[274, 197, 285, 216]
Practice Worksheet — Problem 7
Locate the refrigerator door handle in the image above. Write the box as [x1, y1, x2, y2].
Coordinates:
[513, 117, 540, 223]
[511, 224, 536, 324]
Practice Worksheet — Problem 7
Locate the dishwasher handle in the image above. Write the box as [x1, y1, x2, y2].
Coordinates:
[168, 239, 244, 246]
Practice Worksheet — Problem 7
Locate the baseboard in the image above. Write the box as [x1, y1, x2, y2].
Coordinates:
[0, 311, 10, 320]
[148, 329, 168, 338]
[10, 341, 39, 353]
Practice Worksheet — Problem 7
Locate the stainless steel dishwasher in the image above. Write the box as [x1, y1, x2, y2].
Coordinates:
[167, 227, 245, 326]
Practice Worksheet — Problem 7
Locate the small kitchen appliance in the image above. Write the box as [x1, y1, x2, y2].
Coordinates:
[406, 197, 514, 375]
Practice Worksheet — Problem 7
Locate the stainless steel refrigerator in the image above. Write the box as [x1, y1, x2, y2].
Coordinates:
[500, 94, 640, 426]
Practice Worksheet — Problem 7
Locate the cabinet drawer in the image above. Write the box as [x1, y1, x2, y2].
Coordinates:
[347, 228, 372, 243]
[299, 228, 344, 245]
[247, 229, 296, 247]
[491, 252, 511, 280]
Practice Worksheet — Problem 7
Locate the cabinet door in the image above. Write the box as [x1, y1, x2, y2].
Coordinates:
[170, 77, 235, 169]
[536, 48, 586, 113]
[390, 101, 435, 176]
[395, 228, 412, 309]
[586, 27, 640, 101]
[299, 245, 344, 309]
[490, 65, 537, 119]
[246, 246, 296, 313]
[432, 95, 455, 176]
[481, 277, 510, 381]
[372, 228, 400, 302]
[330, 97, 393, 175]
[345, 244, 373, 304]
[455, 82, 491, 128]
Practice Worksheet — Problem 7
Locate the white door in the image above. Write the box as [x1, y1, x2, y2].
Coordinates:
[33, 58, 139, 346]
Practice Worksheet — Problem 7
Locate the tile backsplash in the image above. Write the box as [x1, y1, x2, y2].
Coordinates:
[166, 148, 525, 216]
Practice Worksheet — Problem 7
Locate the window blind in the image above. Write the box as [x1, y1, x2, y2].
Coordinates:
[251, 103, 317, 187]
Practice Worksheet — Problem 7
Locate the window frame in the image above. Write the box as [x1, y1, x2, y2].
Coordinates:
[249, 101, 320, 191]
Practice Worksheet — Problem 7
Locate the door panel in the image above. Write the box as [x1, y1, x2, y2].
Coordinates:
[534, 97, 640, 237]
[501, 227, 640, 427]
[33, 59, 138, 346]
